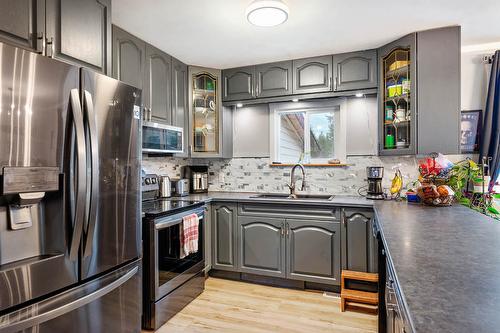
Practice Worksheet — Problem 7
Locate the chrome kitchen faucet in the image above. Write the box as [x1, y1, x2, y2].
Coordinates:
[287, 164, 306, 199]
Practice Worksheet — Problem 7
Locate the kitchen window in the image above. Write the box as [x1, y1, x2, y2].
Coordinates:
[270, 99, 347, 164]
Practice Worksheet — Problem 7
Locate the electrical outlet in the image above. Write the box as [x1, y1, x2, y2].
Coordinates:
[218, 173, 225, 183]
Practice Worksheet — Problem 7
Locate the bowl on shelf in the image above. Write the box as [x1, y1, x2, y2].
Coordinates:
[388, 60, 409, 72]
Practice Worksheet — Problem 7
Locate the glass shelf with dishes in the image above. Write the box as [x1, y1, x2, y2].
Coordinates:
[382, 48, 412, 151]
[192, 72, 219, 153]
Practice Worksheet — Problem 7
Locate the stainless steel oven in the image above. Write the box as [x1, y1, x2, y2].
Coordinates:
[143, 204, 206, 330]
[142, 121, 184, 154]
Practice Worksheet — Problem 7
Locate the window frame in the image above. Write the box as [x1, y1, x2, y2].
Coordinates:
[269, 99, 347, 164]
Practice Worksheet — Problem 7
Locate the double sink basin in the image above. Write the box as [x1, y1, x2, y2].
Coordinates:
[249, 193, 335, 201]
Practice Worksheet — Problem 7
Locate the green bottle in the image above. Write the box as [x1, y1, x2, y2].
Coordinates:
[385, 133, 395, 149]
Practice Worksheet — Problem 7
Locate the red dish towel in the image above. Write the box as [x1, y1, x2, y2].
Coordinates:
[180, 213, 199, 258]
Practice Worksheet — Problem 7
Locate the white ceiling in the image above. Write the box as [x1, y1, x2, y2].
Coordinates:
[112, 0, 500, 69]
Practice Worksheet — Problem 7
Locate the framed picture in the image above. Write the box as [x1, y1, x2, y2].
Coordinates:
[460, 110, 482, 153]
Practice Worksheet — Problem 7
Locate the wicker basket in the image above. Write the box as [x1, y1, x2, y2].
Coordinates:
[417, 183, 455, 207]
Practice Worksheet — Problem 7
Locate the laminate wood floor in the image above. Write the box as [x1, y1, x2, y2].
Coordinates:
[152, 277, 377, 333]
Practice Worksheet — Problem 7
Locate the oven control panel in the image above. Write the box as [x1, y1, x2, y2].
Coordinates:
[142, 174, 159, 201]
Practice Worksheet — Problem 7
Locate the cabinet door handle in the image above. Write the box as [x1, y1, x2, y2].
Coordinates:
[46, 37, 55, 58]
[35, 32, 45, 55]
[280, 222, 284, 236]
[286, 223, 290, 237]
[334, 76, 338, 91]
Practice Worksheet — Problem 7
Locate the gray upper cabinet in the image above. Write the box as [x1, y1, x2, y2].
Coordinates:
[222, 66, 255, 101]
[378, 33, 417, 156]
[416, 26, 460, 155]
[112, 25, 145, 90]
[171, 57, 188, 155]
[286, 219, 340, 285]
[238, 216, 286, 278]
[333, 50, 377, 91]
[45, 0, 111, 74]
[255, 61, 292, 98]
[0, 0, 45, 53]
[144, 44, 172, 124]
[342, 209, 377, 273]
[292, 55, 333, 94]
[212, 204, 238, 271]
[171, 57, 188, 127]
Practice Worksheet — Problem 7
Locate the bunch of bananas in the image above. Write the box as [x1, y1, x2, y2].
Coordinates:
[390, 169, 403, 196]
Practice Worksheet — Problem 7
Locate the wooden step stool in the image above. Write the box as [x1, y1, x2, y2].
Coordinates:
[340, 270, 379, 314]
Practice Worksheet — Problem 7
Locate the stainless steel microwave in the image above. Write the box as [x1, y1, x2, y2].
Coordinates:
[143, 121, 184, 154]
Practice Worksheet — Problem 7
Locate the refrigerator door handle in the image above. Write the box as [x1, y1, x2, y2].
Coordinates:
[0, 265, 138, 333]
[69, 89, 87, 261]
[82, 90, 99, 258]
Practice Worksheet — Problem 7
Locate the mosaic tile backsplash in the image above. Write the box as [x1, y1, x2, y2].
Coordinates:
[142, 155, 445, 196]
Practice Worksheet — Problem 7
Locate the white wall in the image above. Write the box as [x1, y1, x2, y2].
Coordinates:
[461, 42, 499, 110]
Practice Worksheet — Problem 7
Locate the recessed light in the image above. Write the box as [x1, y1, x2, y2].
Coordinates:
[355, 93, 364, 98]
[236, 103, 243, 108]
[292, 98, 299, 102]
[246, 0, 289, 27]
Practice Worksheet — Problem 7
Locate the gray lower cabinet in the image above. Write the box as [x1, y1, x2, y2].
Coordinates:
[204, 205, 212, 271]
[286, 219, 341, 285]
[255, 61, 292, 98]
[333, 50, 377, 91]
[46, 0, 111, 74]
[0, 0, 45, 53]
[112, 25, 146, 90]
[212, 204, 238, 271]
[342, 209, 377, 273]
[238, 216, 286, 278]
[144, 44, 172, 124]
[292, 55, 333, 94]
[222, 66, 256, 101]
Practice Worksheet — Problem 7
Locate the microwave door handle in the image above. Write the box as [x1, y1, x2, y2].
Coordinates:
[69, 89, 87, 261]
[82, 90, 99, 258]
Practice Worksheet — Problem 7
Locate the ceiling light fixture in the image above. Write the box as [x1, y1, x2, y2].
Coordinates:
[292, 98, 299, 102]
[246, 0, 289, 27]
[355, 93, 364, 98]
[236, 103, 243, 108]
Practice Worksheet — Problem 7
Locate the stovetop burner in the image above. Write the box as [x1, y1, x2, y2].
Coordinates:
[142, 199, 202, 217]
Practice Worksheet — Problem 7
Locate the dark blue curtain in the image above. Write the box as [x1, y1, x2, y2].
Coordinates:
[480, 50, 500, 189]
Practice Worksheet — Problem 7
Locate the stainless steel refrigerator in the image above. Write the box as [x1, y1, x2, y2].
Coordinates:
[0, 42, 142, 332]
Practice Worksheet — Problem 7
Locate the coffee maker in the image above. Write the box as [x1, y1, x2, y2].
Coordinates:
[182, 165, 209, 193]
[366, 166, 385, 200]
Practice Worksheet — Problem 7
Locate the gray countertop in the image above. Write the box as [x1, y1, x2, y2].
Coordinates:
[170, 191, 500, 333]
[374, 201, 500, 333]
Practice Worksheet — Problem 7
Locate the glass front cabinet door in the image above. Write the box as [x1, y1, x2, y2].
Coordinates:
[189, 67, 224, 157]
[378, 33, 416, 155]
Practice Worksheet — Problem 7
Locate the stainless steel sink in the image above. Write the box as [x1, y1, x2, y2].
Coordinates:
[249, 193, 335, 201]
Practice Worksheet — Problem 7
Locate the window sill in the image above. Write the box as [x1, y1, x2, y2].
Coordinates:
[269, 163, 349, 167]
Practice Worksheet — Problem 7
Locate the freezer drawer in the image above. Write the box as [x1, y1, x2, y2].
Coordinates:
[0, 260, 142, 333]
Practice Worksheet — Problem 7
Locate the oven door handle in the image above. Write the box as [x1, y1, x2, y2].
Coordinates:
[155, 217, 183, 230]
[154, 211, 205, 230]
